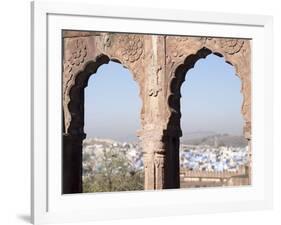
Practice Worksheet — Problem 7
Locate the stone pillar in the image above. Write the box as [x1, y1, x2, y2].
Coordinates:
[141, 35, 182, 190]
[143, 153, 155, 189]
[141, 131, 166, 189]
[62, 133, 85, 194]
[141, 35, 172, 190]
[164, 135, 180, 189]
[142, 134, 180, 189]
[143, 153, 166, 189]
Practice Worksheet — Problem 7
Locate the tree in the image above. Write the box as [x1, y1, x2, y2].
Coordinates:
[83, 144, 144, 193]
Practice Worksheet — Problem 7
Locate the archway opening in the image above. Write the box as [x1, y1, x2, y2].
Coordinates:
[82, 61, 144, 193]
[179, 53, 250, 188]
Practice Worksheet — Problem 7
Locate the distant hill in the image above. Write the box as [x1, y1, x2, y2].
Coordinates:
[83, 133, 248, 148]
[182, 131, 217, 140]
[181, 132, 247, 147]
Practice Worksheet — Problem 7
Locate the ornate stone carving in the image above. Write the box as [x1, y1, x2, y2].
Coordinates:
[63, 38, 87, 98]
[170, 37, 190, 58]
[219, 39, 244, 55]
[64, 39, 87, 71]
[198, 37, 213, 45]
[148, 66, 162, 97]
[154, 155, 165, 168]
[103, 33, 112, 49]
[120, 35, 143, 63]
[165, 36, 204, 72]
[148, 87, 162, 97]
[154, 154, 165, 189]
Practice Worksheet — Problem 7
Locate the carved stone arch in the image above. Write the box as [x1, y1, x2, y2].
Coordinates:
[64, 54, 143, 137]
[164, 37, 251, 188]
[166, 47, 213, 137]
[166, 45, 250, 140]
[63, 32, 146, 136]
[65, 54, 110, 136]
[63, 53, 143, 194]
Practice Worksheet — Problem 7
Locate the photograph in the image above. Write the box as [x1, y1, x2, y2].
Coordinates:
[62, 31, 252, 194]
[29, 1, 275, 224]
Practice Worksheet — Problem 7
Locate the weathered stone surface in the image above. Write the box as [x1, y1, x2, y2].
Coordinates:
[63, 31, 99, 38]
[62, 31, 251, 193]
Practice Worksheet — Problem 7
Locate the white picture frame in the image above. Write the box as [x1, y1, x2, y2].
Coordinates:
[31, 1, 274, 224]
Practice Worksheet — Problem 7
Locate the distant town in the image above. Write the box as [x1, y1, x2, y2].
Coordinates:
[82, 134, 250, 191]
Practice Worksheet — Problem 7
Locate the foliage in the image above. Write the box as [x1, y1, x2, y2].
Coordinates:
[82, 145, 144, 193]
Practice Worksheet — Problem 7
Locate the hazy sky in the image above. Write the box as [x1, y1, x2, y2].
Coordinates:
[181, 54, 243, 135]
[84, 54, 244, 141]
[84, 62, 141, 141]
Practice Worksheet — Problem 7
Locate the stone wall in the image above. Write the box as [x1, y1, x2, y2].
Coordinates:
[180, 166, 250, 188]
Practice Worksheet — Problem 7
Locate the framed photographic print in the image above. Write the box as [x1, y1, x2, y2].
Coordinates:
[31, 1, 273, 224]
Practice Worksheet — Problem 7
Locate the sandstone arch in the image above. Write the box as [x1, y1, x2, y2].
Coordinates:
[63, 57, 141, 193]
[62, 33, 146, 193]
[164, 37, 251, 188]
[167, 47, 248, 138]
